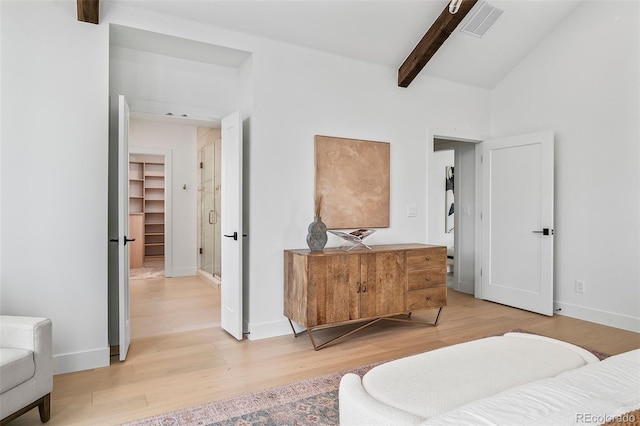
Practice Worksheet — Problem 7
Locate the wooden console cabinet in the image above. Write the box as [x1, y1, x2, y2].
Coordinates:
[284, 243, 446, 349]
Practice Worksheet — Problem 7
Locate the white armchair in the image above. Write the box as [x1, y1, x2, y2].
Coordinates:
[0, 316, 53, 424]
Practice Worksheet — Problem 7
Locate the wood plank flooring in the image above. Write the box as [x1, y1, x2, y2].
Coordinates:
[130, 275, 221, 339]
[10, 276, 640, 425]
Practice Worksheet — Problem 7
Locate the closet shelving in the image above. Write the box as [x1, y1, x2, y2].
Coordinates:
[129, 159, 165, 263]
[143, 162, 165, 259]
[128, 162, 145, 268]
[128, 163, 144, 213]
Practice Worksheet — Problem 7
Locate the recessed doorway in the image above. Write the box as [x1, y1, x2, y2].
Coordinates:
[431, 137, 478, 295]
[128, 152, 167, 281]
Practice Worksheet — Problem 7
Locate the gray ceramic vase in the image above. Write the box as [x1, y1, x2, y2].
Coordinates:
[306, 216, 328, 252]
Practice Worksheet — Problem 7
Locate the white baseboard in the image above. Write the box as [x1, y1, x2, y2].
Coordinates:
[246, 317, 294, 341]
[554, 301, 640, 333]
[54, 347, 110, 374]
[171, 267, 197, 277]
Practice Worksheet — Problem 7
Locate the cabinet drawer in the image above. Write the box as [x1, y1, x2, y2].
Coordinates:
[407, 287, 447, 311]
[407, 269, 446, 290]
[406, 248, 446, 271]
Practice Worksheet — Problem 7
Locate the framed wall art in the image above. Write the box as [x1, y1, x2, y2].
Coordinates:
[446, 166, 454, 233]
[314, 135, 390, 229]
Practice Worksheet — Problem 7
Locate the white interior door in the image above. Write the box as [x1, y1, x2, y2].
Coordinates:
[118, 95, 131, 360]
[481, 131, 554, 315]
[220, 111, 244, 340]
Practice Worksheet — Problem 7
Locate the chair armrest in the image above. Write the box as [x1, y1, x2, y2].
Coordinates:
[0, 316, 53, 395]
[1, 316, 50, 351]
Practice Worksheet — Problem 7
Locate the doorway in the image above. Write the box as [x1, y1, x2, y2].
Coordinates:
[431, 138, 477, 295]
[128, 152, 167, 281]
[108, 24, 251, 351]
[432, 147, 455, 286]
[126, 120, 222, 341]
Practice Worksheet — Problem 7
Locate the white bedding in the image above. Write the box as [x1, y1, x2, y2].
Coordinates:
[420, 349, 640, 426]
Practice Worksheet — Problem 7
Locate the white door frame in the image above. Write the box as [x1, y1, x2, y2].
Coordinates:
[474, 142, 484, 298]
[128, 147, 173, 277]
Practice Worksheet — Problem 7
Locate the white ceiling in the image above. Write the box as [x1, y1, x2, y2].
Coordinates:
[130, 111, 222, 128]
[111, 0, 584, 89]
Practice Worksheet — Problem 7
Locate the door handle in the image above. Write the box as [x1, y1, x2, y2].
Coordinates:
[532, 228, 553, 235]
[109, 236, 136, 245]
[223, 232, 248, 241]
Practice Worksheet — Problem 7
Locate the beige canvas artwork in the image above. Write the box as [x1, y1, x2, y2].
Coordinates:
[314, 135, 390, 229]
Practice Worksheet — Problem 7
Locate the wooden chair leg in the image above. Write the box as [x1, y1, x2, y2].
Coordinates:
[38, 393, 51, 423]
[0, 394, 50, 425]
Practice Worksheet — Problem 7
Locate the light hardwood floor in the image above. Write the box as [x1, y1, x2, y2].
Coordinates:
[11, 276, 640, 426]
[129, 275, 221, 339]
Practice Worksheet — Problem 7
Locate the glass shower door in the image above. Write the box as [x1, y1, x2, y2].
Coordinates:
[200, 136, 222, 280]
[201, 144, 215, 276]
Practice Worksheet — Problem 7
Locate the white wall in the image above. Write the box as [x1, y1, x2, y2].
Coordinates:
[107, 3, 490, 339]
[0, 1, 3, 271]
[0, 0, 490, 372]
[0, 1, 111, 373]
[244, 43, 489, 338]
[490, 1, 640, 331]
[129, 119, 198, 277]
[110, 45, 239, 119]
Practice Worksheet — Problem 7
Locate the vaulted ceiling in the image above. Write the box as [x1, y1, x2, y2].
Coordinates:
[99, 0, 584, 89]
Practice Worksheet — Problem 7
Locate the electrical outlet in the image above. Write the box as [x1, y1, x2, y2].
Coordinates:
[407, 205, 417, 217]
[575, 280, 585, 293]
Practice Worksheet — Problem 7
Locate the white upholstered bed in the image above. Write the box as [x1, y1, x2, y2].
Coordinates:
[339, 332, 640, 425]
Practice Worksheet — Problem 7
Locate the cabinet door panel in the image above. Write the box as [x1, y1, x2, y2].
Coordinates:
[361, 252, 406, 318]
[311, 255, 359, 325]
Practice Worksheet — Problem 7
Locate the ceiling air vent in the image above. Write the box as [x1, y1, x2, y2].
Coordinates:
[461, 1, 504, 38]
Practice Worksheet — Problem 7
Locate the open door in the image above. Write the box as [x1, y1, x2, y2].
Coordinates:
[480, 131, 554, 315]
[220, 111, 244, 340]
[117, 95, 132, 360]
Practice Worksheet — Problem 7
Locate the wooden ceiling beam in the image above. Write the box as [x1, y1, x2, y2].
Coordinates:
[77, 0, 99, 25]
[398, 0, 478, 88]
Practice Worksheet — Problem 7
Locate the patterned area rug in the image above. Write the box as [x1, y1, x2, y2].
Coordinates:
[119, 363, 378, 426]
[120, 331, 610, 426]
[130, 266, 165, 280]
